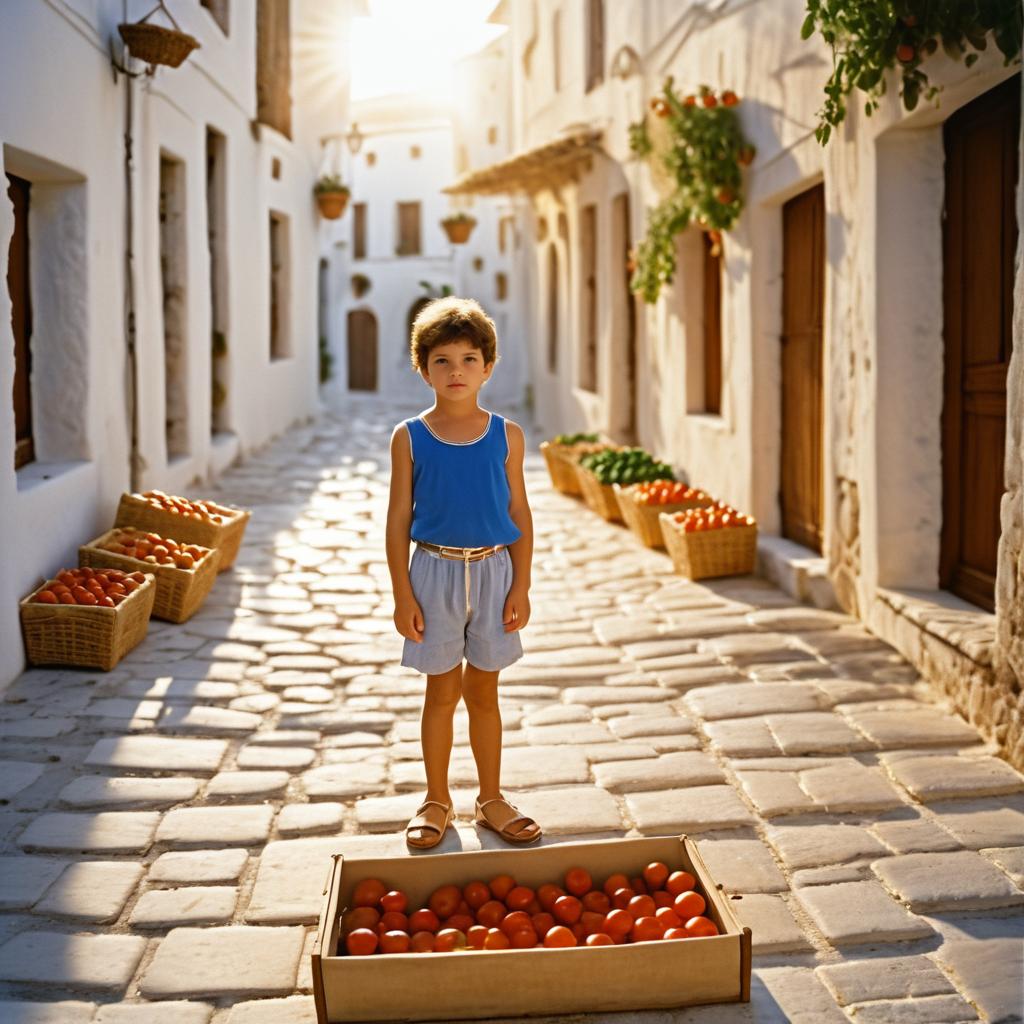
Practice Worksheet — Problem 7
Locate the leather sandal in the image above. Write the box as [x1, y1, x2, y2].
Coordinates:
[474, 795, 542, 845]
[405, 800, 455, 849]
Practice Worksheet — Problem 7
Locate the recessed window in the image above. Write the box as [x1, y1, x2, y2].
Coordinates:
[552, 9, 562, 92]
[206, 129, 229, 435]
[547, 242, 559, 372]
[269, 211, 291, 360]
[160, 155, 190, 458]
[410, 145, 421, 159]
[353, 202, 367, 260]
[473, 256, 484, 272]
[585, 0, 604, 92]
[702, 231, 722, 414]
[495, 272, 508, 301]
[487, 125, 498, 145]
[270, 157, 281, 180]
[579, 203, 597, 393]
[396, 201, 421, 256]
[366, 151, 377, 167]
[7, 174, 33, 469]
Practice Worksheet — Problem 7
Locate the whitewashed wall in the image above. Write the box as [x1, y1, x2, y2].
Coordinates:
[0, 0, 338, 687]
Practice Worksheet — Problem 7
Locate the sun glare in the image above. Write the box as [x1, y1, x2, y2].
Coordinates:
[351, 0, 506, 101]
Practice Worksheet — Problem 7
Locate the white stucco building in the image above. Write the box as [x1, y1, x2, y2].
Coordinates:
[0, 0, 354, 687]
[448, 0, 1024, 767]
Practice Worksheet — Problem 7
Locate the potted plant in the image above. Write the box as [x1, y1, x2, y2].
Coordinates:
[350, 273, 371, 298]
[441, 212, 477, 244]
[314, 175, 350, 220]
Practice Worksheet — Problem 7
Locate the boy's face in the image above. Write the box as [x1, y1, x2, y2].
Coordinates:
[420, 338, 494, 400]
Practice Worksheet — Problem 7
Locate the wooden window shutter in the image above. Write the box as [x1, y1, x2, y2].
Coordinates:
[397, 202, 421, 256]
[702, 231, 722, 415]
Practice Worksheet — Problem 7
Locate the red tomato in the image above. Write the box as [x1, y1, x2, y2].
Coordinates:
[345, 928, 378, 956]
[684, 916, 718, 938]
[446, 914, 475, 934]
[407, 908, 440, 934]
[509, 928, 537, 948]
[463, 881, 491, 910]
[483, 928, 510, 950]
[664, 927, 688, 940]
[666, 871, 697, 896]
[611, 887, 635, 911]
[582, 891, 611, 916]
[531, 912, 555, 938]
[673, 891, 706, 919]
[344, 907, 380, 934]
[653, 890, 675, 909]
[34, 590, 58, 604]
[489, 874, 516, 901]
[543, 925, 577, 948]
[433, 928, 467, 952]
[353, 878, 386, 909]
[580, 911, 607, 936]
[410, 930, 435, 953]
[428, 884, 461, 920]
[379, 930, 410, 954]
[564, 867, 592, 897]
[524, 898, 542, 915]
[537, 884, 564, 911]
[627, 895, 656, 921]
[476, 900, 507, 929]
[552, 895, 582, 925]
[378, 911, 408, 933]
[505, 886, 534, 912]
[631, 916, 665, 942]
[630, 876, 649, 896]
[586, 932, 614, 946]
[380, 890, 407, 914]
[571, 922, 588, 943]
[643, 862, 670, 891]
[603, 909, 633, 938]
[603, 873, 630, 897]
[498, 911, 533, 938]
[656, 907, 682, 930]
[466, 925, 488, 950]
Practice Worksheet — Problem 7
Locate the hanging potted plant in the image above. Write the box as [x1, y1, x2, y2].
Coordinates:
[314, 175, 350, 220]
[441, 212, 477, 244]
[350, 273, 371, 298]
[118, 0, 200, 69]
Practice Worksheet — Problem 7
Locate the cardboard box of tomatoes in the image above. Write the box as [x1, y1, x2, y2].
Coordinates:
[311, 835, 751, 1022]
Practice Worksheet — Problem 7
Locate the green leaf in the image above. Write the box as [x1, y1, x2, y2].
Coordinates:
[801, 12, 817, 39]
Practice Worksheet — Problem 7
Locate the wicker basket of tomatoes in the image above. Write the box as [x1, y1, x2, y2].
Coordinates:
[575, 449, 676, 523]
[613, 481, 714, 549]
[659, 503, 757, 580]
[79, 527, 220, 624]
[540, 434, 611, 496]
[114, 490, 250, 571]
[20, 568, 156, 671]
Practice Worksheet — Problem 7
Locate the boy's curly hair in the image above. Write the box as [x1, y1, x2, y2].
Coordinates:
[410, 296, 498, 372]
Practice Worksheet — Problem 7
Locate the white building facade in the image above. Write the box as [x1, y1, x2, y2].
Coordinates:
[0, 0, 351, 687]
[450, 0, 1024, 766]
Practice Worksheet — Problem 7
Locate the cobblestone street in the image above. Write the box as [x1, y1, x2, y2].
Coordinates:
[0, 395, 1022, 1023]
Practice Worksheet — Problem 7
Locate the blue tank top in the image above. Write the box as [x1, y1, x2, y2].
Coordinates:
[405, 411, 522, 548]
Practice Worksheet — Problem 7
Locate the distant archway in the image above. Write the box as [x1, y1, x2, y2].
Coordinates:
[347, 308, 378, 391]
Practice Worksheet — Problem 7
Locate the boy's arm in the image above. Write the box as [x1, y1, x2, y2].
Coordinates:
[503, 420, 533, 632]
[386, 425, 423, 642]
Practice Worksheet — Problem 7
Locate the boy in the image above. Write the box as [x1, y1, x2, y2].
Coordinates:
[385, 296, 541, 849]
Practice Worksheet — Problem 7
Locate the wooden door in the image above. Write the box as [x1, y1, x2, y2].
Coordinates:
[780, 183, 825, 552]
[347, 309, 378, 391]
[702, 231, 722, 415]
[940, 75, 1019, 611]
[8, 173, 34, 469]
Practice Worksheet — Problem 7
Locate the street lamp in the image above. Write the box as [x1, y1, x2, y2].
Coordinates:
[346, 123, 364, 155]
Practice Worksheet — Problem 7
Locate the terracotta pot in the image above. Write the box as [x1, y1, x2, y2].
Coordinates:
[316, 192, 349, 220]
[442, 220, 475, 244]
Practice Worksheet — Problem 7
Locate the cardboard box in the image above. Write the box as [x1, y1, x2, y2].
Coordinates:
[312, 835, 751, 1022]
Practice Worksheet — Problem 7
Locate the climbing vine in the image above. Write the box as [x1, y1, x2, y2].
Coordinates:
[629, 79, 755, 303]
[802, 0, 1022, 144]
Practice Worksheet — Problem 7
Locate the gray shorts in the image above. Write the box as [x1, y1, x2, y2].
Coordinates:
[401, 545, 524, 675]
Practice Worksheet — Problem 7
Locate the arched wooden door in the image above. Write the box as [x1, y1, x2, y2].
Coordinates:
[940, 75, 1020, 611]
[347, 309, 378, 391]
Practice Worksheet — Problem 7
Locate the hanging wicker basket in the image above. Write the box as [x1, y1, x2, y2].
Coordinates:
[118, 1, 199, 69]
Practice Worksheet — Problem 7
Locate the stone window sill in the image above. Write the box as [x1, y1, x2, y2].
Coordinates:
[875, 586, 995, 668]
[15, 459, 90, 494]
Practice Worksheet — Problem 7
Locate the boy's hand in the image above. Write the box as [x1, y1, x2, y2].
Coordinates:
[502, 586, 530, 633]
[394, 596, 424, 643]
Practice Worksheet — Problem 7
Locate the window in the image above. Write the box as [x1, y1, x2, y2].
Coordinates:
[160, 155, 189, 458]
[269, 211, 291, 359]
[552, 9, 562, 92]
[702, 230, 722, 414]
[270, 157, 281, 180]
[487, 125, 498, 145]
[256, 0, 291, 138]
[495, 272, 508, 301]
[7, 173, 33, 469]
[580, 203, 598, 392]
[410, 145, 421, 159]
[206, 129, 229, 435]
[200, 0, 229, 34]
[547, 243, 559, 371]
[353, 202, 367, 260]
[366, 151, 377, 167]
[585, 0, 604, 92]
[498, 216, 510, 253]
[396, 201, 421, 256]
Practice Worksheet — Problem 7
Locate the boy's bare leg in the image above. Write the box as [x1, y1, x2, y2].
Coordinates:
[461, 662, 502, 802]
[420, 663, 463, 812]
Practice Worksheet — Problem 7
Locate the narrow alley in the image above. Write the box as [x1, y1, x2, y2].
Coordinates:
[0, 397, 1021, 1023]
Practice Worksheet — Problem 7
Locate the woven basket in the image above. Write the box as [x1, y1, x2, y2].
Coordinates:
[576, 465, 625, 523]
[659, 515, 758, 580]
[540, 442, 584, 495]
[613, 485, 713, 549]
[114, 493, 250, 572]
[79, 529, 220, 624]
[20, 574, 155, 671]
[118, 22, 199, 67]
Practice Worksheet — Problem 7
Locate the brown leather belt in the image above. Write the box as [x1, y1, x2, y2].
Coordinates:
[415, 542, 506, 615]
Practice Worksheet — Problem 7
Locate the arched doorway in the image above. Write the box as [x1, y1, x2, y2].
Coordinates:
[347, 309, 378, 391]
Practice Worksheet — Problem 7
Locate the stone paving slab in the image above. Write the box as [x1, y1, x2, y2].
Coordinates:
[149, 849, 248, 884]
[872, 849, 1024, 912]
[593, 751, 724, 793]
[694, 838, 789, 894]
[225, 995, 317, 1023]
[129, 885, 238, 927]
[765, 822, 890, 870]
[0, 931, 147, 990]
[816, 953, 956, 1004]
[0, 761, 45, 800]
[626, 785, 756, 833]
[84, 737, 227, 774]
[18, 812, 160, 854]
[880, 752, 1024, 802]
[34, 860, 144, 922]
[57, 776, 201, 809]
[0, 856, 66, 911]
[0, 1000, 97, 1023]
[155, 806, 275, 847]
[731, 893, 813, 953]
[793, 880, 934, 945]
[94, 1002, 214, 1022]
[931, 925, 1024, 1024]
